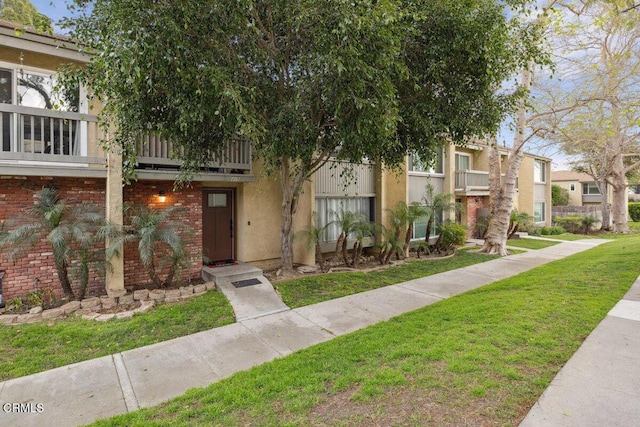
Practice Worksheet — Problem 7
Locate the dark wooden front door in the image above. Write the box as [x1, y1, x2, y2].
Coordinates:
[202, 189, 235, 262]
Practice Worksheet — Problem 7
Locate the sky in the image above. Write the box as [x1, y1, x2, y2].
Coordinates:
[32, 0, 74, 31]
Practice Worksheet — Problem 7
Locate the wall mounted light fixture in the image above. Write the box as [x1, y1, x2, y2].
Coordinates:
[158, 190, 166, 203]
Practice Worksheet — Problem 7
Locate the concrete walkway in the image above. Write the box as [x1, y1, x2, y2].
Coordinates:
[520, 275, 640, 426]
[0, 239, 630, 427]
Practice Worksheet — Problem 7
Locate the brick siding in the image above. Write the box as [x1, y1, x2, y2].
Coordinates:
[0, 177, 106, 301]
[123, 181, 203, 288]
[0, 177, 203, 302]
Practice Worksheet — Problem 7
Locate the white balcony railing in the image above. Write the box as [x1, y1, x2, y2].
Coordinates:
[455, 170, 518, 192]
[455, 170, 489, 191]
[136, 135, 251, 172]
[0, 103, 103, 165]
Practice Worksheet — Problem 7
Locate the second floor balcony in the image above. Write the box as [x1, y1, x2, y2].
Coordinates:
[0, 104, 253, 181]
[0, 103, 106, 177]
[455, 170, 517, 195]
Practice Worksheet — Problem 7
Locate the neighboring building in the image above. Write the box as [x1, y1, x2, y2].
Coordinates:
[0, 22, 550, 302]
[408, 142, 552, 239]
[551, 170, 613, 206]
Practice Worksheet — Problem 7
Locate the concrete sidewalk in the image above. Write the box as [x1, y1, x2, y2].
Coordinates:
[0, 239, 623, 427]
[520, 275, 640, 426]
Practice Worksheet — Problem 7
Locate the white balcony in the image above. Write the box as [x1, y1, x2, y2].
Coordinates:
[135, 135, 253, 179]
[0, 103, 106, 177]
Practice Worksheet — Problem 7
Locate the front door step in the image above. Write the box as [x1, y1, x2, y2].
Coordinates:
[201, 261, 263, 284]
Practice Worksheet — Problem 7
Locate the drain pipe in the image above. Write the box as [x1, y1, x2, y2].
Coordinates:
[0, 270, 5, 309]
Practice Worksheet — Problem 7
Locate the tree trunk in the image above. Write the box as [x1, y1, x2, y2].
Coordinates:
[55, 258, 75, 300]
[599, 179, 611, 230]
[280, 187, 297, 272]
[280, 156, 306, 272]
[342, 234, 350, 267]
[351, 240, 360, 268]
[480, 66, 531, 256]
[404, 224, 413, 258]
[315, 242, 324, 272]
[334, 232, 345, 263]
[610, 153, 629, 233]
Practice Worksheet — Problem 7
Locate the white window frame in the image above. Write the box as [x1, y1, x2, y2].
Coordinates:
[534, 160, 546, 183]
[409, 147, 444, 175]
[570, 183, 576, 192]
[455, 153, 471, 171]
[534, 201, 546, 223]
[582, 182, 601, 195]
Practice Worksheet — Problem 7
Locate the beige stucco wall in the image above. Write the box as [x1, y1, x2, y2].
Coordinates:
[518, 156, 552, 226]
[206, 161, 314, 269]
[375, 163, 408, 230]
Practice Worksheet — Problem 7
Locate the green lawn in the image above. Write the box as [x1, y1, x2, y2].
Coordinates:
[0, 249, 498, 382]
[0, 291, 235, 381]
[88, 236, 637, 426]
[276, 249, 499, 308]
[505, 238, 560, 249]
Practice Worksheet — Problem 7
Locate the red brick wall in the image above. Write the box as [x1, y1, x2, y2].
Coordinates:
[464, 196, 486, 238]
[0, 177, 204, 302]
[0, 176, 106, 301]
[123, 181, 202, 288]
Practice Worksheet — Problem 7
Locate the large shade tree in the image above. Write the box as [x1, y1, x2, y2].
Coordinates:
[63, 0, 539, 271]
[531, 0, 640, 233]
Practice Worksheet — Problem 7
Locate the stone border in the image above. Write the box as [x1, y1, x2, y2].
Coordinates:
[0, 282, 216, 325]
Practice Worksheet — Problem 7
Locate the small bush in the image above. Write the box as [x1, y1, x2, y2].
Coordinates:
[550, 226, 566, 235]
[629, 202, 640, 221]
[434, 223, 467, 254]
[553, 216, 583, 234]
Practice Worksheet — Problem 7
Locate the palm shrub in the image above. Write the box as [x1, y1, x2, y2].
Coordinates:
[114, 205, 193, 288]
[350, 220, 375, 268]
[330, 208, 369, 267]
[377, 224, 404, 265]
[0, 188, 113, 300]
[508, 209, 531, 239]
[422, 185, 461, 247]
[433, 222, 467, 255]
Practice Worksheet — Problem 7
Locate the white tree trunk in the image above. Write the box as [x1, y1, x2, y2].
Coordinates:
[610, 153, 629, 233]
[480, 66, 531, 256]
[598, 178, 611, 230]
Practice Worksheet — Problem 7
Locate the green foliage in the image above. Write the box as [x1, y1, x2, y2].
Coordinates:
[7, 289, 57, 313]
[551, 184, 570, 206]
[581, 216, 598, 235]
[113, 205, 193, 288]
[433, 222, 467, 254]
[329, 207, 371, 267]
[553, 216, 596, 234]
[62, 0, 546, 270]
[540, 226, 566, 235]
[0, 188, 113, 300]
[629, 202, 640, 222]
[421, 185, 462, 243]
[508, 209, 532, 239]
[0, 0, 53, 32]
